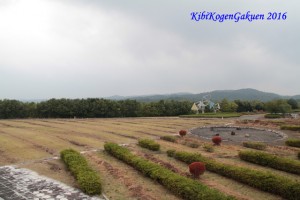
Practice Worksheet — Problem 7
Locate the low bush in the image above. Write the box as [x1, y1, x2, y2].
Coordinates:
[285, 138, 300, 148]
[168, 150, 300, 200]
[166, 149, 176, 157]
[60, 149, 101, 195]
[160, 135, 177, 142]
[104, 143, 234, 200]
[138, 139, 160, 151]
[242, 141, 266, 150]
[281, 125, 300, 131]
[203, 144, 214, 152]
[187, 142, 200, 148]
[239, 150, 300, 175]
[179, 113, 241, 118]
[189, 162, 206, 178]
[264, 113, 283, 118]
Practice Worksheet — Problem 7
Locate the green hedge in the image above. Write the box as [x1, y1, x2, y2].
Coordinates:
[180, 113, 241, 118]
[264, 114, 283, 118]
[239, 150, 300, 175]
[160, 135, 177, 142]
[104, 143, 234, 200]
[281, 125, 300, 131]
[242, 141, 266, 150]
[168, 150, 300, 200]
[285, 139, 300, 148]
[60, 149, 102, 195]
[138, 139, 160, 151]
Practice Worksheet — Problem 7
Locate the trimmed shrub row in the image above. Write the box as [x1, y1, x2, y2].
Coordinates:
[138, 139, 160, 151]
[104, 143, 235, 200]
[203, 144, 214, 152]
[281, 125, 300, 131]
[242, 141, 267, 150]
[60, 149, 101, 195]
[239, 150, 300, 175]
[285, 139, 300, 148]
[160, 135, 177, 143]
[168, 150, 300, 200]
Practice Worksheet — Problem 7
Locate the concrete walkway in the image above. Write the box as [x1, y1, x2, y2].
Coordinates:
[0, 166, 103, 200]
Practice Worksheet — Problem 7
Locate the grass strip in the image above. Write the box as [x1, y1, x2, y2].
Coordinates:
[239, 150, 300, 175]
[60, 149, 102, 195]
[104, 142, 235, 200]
[168, 150, 300, 200]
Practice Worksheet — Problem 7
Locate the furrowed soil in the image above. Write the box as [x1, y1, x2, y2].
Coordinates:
[0, 117, 299, 199]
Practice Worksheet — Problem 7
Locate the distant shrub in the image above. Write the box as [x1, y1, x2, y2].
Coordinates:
[138, 139, 160, 151]
[239, 150, 300, 175]
[189, 162, 206, 178]
[212, 136, 222, 145]
[242, 141, 266, 150]
[168, 150, 300, 200]
[104, 143, 234, 200]
[60, 149, 101, 195]
[285, 138, 300, 148]
[167, 149, 176, 157]
[160, 135, 177, 143]
[265, 114, 283, 118]
[281, 125, 300, 131]
[179, 130, 187, 137]
[186, 142, 200, 148]
[203, 144, 214, 152]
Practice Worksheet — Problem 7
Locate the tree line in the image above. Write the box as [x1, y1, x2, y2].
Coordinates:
[0, 98, 298, 119]
[218, 98, 298, 113]
[0, 99, 192, 119]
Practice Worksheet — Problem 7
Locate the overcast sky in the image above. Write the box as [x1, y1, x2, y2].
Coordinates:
[0, 0, 299, 99]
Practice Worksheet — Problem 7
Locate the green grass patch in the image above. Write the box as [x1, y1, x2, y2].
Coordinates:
[281, 125, 300, 131]
[285, 138, 300, 148]
[138, 139, 160, 151]
[104, 143, 235, 200]
[180, 113, 241, 118]
[168, 150, 300, 200]
[264, 113, 283, 118]
[60, 149, 102, 195]
[239, 150, 300, 175]
[242, 141, 267, 150]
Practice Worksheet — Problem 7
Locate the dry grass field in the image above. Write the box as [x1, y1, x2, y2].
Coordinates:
[0, 117, 299, 200]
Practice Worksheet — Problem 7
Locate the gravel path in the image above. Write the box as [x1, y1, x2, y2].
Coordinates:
[0, 166, 103, 200]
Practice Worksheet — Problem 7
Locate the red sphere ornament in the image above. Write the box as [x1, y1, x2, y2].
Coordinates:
[189, 162, 206, 178]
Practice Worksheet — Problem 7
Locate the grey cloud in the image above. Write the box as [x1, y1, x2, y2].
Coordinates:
[0, 0, 299, 99]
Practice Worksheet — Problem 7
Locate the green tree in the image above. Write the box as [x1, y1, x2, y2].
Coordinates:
[287, 98, 299, 109]
[266, 100, 292, 114]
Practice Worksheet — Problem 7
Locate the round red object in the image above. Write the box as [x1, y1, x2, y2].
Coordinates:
[212, 136, 222, 145]
[189, 162, 206, 178]
[179, 130, 187, 137]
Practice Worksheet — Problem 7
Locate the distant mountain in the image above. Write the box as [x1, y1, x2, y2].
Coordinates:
[106, 88, 300, 102]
